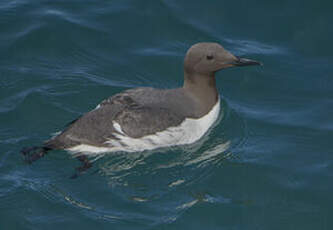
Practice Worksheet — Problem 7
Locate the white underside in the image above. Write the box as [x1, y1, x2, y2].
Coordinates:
[68, 99, 221, 154]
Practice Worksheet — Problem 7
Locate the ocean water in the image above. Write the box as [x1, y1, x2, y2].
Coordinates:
[1, 0, 333, 229]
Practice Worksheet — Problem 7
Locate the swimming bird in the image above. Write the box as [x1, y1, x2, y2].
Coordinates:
[22, 42, 261, 169]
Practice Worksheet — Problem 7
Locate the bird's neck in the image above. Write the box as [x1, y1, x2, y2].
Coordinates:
[183, 71, 219, 115]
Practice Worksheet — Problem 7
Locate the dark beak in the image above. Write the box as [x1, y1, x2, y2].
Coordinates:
[231, 57, 262, 67]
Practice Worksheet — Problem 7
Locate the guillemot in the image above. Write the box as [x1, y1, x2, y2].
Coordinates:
[22, 42, 261, 165]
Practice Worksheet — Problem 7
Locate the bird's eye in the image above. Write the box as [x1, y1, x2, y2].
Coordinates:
[206, 55, 214, 60]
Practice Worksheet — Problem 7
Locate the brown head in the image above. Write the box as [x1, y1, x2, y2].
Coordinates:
[184, 42, 261, 79]
[183, 42, 261, 113]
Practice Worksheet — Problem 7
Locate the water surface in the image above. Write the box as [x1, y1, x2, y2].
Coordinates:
[1, 0, 332, 229]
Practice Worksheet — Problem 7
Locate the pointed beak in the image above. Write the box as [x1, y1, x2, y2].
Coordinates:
[230, 56, 262, 67]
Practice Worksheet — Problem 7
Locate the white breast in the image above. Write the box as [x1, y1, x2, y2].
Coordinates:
[68, 99, 221, 154]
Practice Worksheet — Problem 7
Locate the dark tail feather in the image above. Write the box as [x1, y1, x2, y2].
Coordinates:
[21, 146, 52, 164]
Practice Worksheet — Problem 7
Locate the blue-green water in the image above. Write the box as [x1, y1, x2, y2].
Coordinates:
[1, 0, 333, 229]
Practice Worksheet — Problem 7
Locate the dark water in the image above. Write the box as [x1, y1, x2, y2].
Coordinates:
[1, 0, 333, 229]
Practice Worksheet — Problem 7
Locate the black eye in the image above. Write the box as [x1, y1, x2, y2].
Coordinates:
[206, 55, 214, 60]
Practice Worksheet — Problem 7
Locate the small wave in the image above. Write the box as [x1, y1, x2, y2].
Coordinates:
[0, 0, 26, 10]
[80, 72, 135, 88]
[223, 38, 288, 55]
[176, 193, 231, 211]
[184, 141, 231, 167]
[168, 179, 185, 188]
[12, 23, 44, 41]
[0, 85, 51, 113]
[36, 8, 106, 33]
[133, 42, 185, 57]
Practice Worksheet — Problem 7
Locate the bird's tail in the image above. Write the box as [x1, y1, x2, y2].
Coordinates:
[21, 146, 52, 164]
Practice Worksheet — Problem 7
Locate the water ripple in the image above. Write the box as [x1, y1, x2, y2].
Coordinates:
[0, 85, 50, 113]
[224, 38, 289, 55]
